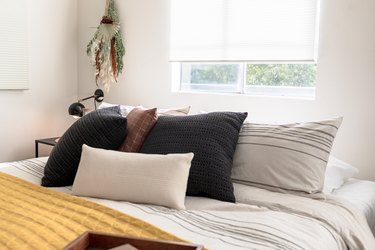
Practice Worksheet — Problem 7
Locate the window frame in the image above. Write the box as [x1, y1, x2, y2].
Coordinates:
[172, 62, 316, 99]
[170, 0, 321, 99]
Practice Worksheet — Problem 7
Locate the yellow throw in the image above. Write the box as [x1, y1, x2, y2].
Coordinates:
[0, 172, 183, 249]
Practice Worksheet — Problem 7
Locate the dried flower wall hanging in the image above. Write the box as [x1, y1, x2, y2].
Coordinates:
[87, 0, 125, 91]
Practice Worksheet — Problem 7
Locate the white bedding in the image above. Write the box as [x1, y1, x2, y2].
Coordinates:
[332, 178, 375, 235]
[0, 158, 374, 249]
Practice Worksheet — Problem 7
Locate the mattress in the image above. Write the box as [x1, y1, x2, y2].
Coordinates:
[0, 158, 374, 249]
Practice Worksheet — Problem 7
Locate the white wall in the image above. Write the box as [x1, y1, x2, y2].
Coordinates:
[78, 0, 375, 181]
[0, 0, 77, 160]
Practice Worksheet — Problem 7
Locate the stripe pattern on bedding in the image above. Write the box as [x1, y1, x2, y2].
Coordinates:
[5, 158, 45, 179]
[111, 202, 338, 250]
[89, 197, 370, 250]
[1, 158, 374, 250]
[231, 118, 343, 193]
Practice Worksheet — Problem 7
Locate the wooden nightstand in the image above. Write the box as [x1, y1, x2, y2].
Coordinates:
[35, 137, 60, 157]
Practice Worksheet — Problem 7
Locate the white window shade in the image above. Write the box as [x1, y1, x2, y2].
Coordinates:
[170, 0, 319, 62]
[0, 0, 28, 89]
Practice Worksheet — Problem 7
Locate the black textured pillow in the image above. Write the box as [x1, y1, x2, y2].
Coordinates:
[140, 112, 247, 202]
[42, 106, 127, 187]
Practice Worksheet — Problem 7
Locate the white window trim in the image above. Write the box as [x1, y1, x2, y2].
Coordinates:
[171, 62, 316, 99]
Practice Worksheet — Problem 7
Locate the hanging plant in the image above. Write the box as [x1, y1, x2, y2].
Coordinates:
[87, 0, 125, 91]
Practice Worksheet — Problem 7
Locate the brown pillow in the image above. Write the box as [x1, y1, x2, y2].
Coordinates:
[119, 107, 158, 152]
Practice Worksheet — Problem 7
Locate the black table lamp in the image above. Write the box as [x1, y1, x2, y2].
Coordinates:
[68, 89, 104, 118]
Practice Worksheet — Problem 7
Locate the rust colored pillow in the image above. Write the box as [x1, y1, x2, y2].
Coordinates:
[119, 107, 158, 152]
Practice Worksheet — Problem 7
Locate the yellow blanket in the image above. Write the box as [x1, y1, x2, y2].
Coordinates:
[0, 172, 183, 249]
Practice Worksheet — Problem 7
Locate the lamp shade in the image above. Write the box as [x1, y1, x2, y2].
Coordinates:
[68, 102, 85, 118]
[94, 89, 104, 102]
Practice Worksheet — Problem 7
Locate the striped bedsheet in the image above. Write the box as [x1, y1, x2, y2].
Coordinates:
[0, 158, 374, 249]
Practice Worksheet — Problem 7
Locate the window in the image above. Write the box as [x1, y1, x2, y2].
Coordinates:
[170, 0, 320, 98]
[177, 62, 316, 97]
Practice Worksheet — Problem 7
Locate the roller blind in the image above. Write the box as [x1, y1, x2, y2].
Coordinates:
[0, 0, 28, 89]
[170, 0, 319, 62]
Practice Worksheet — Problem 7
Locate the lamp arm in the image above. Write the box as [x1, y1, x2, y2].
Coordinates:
[78, 95, 95, 102]
[77, 89, 104, 103]
[69, 89, 104, 117]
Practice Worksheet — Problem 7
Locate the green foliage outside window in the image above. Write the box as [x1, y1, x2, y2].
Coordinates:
[246, 64, 316, 87]
[187, 63, 316, 87]
[190, 64, 239, 84]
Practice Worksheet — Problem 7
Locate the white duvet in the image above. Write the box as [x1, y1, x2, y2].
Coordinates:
[333, 178, 375, 236]
[0, 158, 374, 249]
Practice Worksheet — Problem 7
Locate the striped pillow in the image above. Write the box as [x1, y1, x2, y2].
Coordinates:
[98, 102, 191, 117]
[231, 117, 343, 193]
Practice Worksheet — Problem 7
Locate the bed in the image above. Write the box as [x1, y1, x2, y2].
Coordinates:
[0, 157, 374, 249]
[1, 108, 374, 249]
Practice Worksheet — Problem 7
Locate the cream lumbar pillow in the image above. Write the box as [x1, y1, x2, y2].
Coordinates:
[231, 117, 343, 194]
[72, 145, 194, 210]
